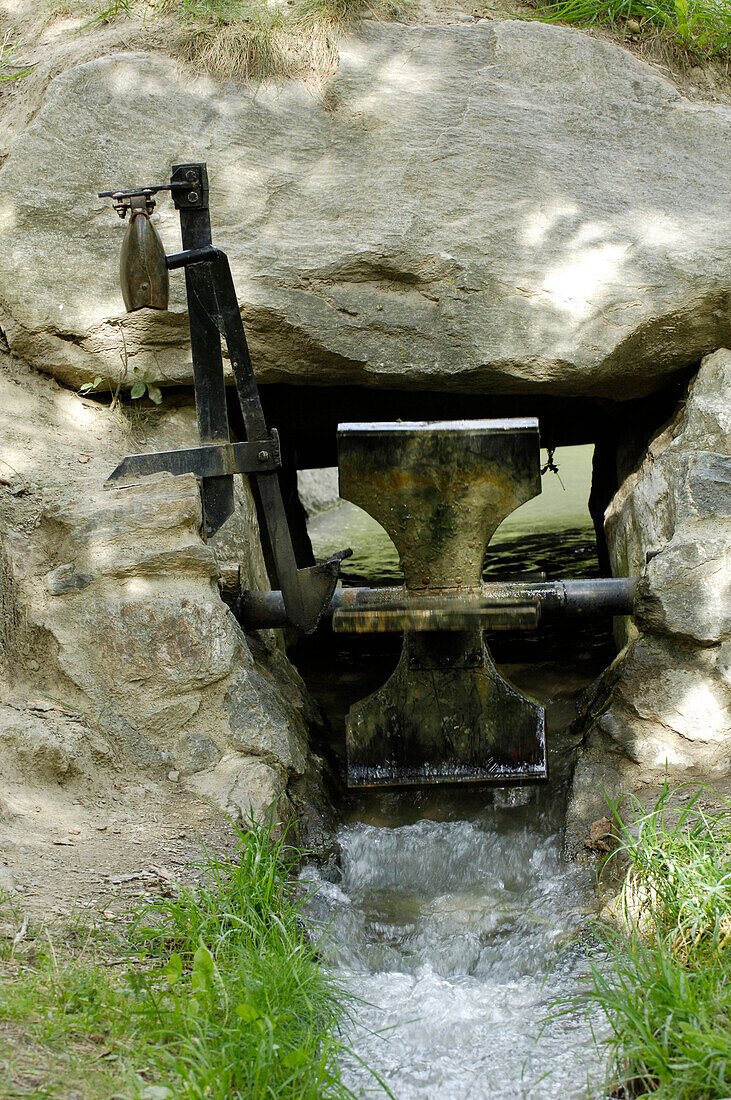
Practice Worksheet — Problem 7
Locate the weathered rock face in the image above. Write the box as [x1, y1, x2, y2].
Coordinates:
[297, 468, 340, 518]
[566, 349, 731, 853]
[0, 354, 329, 840]
[0, 23, 730, 398]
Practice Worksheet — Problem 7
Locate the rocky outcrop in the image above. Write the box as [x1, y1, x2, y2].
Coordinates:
[0, 353, 329, 840]
[566, 349, 731, 853]
[0, 23, 729, 398]
[297, 468, 340, 518]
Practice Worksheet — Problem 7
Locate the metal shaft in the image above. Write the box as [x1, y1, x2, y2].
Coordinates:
[236, 577, 637, 631]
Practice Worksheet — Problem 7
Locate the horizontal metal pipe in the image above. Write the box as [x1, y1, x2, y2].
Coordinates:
[235, 577, 638, 631]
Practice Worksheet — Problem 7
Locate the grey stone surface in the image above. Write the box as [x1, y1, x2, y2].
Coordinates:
[175, 730, 222, 776]
[609, 347, 731, 645]
[566, 349, 731, 853]
[0, 703, 115, 784]
[0, 355, 325, 832]
[0, 24, 729, 397]
[226, 668, 309, 774]
[297, 468, 340, 518]
[638, 524, 731, 644]
[189, 752, 293, 829]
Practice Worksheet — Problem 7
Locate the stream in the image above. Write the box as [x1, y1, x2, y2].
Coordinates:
[302, 792, 604, 1099]
[297, 446, 610, 1099]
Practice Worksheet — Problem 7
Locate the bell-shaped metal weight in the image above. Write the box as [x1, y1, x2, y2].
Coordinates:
[120, 195, 169, 312]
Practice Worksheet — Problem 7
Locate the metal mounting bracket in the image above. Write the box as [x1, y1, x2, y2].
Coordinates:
[107, 434, 282, 483]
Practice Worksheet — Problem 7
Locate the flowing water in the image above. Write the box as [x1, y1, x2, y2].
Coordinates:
[302, 792, 605, 1099]
[299, 446, 610, 1099]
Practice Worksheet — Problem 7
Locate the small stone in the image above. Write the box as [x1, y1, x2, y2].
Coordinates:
[95, 824, 108, 831]
[167, 770, 180, 782]
[27, 699, 57, 712]
[0, 867, 16, 893]
[68, 827, 81, 835]
[77, 454, 90, 464]
[45, 563, 93, 595]
[584, 816, 615, 853]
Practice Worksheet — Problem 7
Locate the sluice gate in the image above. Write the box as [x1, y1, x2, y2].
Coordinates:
[99, 162, 636, 789]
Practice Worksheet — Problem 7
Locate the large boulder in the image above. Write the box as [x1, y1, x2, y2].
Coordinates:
[566, 349, 731, 853]
[0, 353, 329, 839]
[0, 22, 730, 397]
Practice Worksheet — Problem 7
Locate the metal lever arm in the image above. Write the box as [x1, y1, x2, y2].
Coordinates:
[181, 245, 350, 634]
[99, 163, 348, 634]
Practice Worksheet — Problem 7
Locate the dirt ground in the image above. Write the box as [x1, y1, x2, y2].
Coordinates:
[0, 702, 241, 924]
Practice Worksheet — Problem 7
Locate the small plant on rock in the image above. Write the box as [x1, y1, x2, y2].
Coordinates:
[524, 0, 731, 61]
[130, 368, 163, 405]
[0, 33, 35, 81]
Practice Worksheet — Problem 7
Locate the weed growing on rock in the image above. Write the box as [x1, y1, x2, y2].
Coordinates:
[177, 0, 415, 79]
[62, 0, 414, 79]
[0, 33, 35, 81]
[0, 817, 367, 1099]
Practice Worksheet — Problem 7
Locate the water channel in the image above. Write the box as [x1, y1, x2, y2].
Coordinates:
[296, 446, 611, 1099]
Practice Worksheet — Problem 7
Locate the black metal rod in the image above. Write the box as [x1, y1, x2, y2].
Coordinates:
[165, 202, 344, 633]
[173, 164, 234, 537]
[203, 248, 321, 631]
[166, 246, 219, 269]
[236, 577, 638, 631]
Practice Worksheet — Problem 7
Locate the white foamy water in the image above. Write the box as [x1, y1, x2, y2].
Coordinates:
[302, 798, 606, 1100]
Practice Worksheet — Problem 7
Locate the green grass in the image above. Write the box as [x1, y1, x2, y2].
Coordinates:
[524, 0, 731, 61]
[0, 33, 35, 81]
[563, 785, 731, 1100]
[0, 817, 370, 1099]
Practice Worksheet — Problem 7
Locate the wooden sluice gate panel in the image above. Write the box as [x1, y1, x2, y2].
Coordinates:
[336, 419, 548, 789]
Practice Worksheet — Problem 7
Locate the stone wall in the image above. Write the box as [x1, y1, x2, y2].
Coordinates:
[0, 353, 331, 843]
[1, 15, 730, 848]
[566, 348, 731, 852]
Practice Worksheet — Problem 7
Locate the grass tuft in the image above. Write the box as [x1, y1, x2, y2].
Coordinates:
[176, 0, 415, 79]
[0, 815, 367, 1099]
[0, 33, 36, 81]
[559, 784, 731, 1100]
[523, 0, 731, 61]
[128, 815, 354, 1098]
[60, 0, 415, 79]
